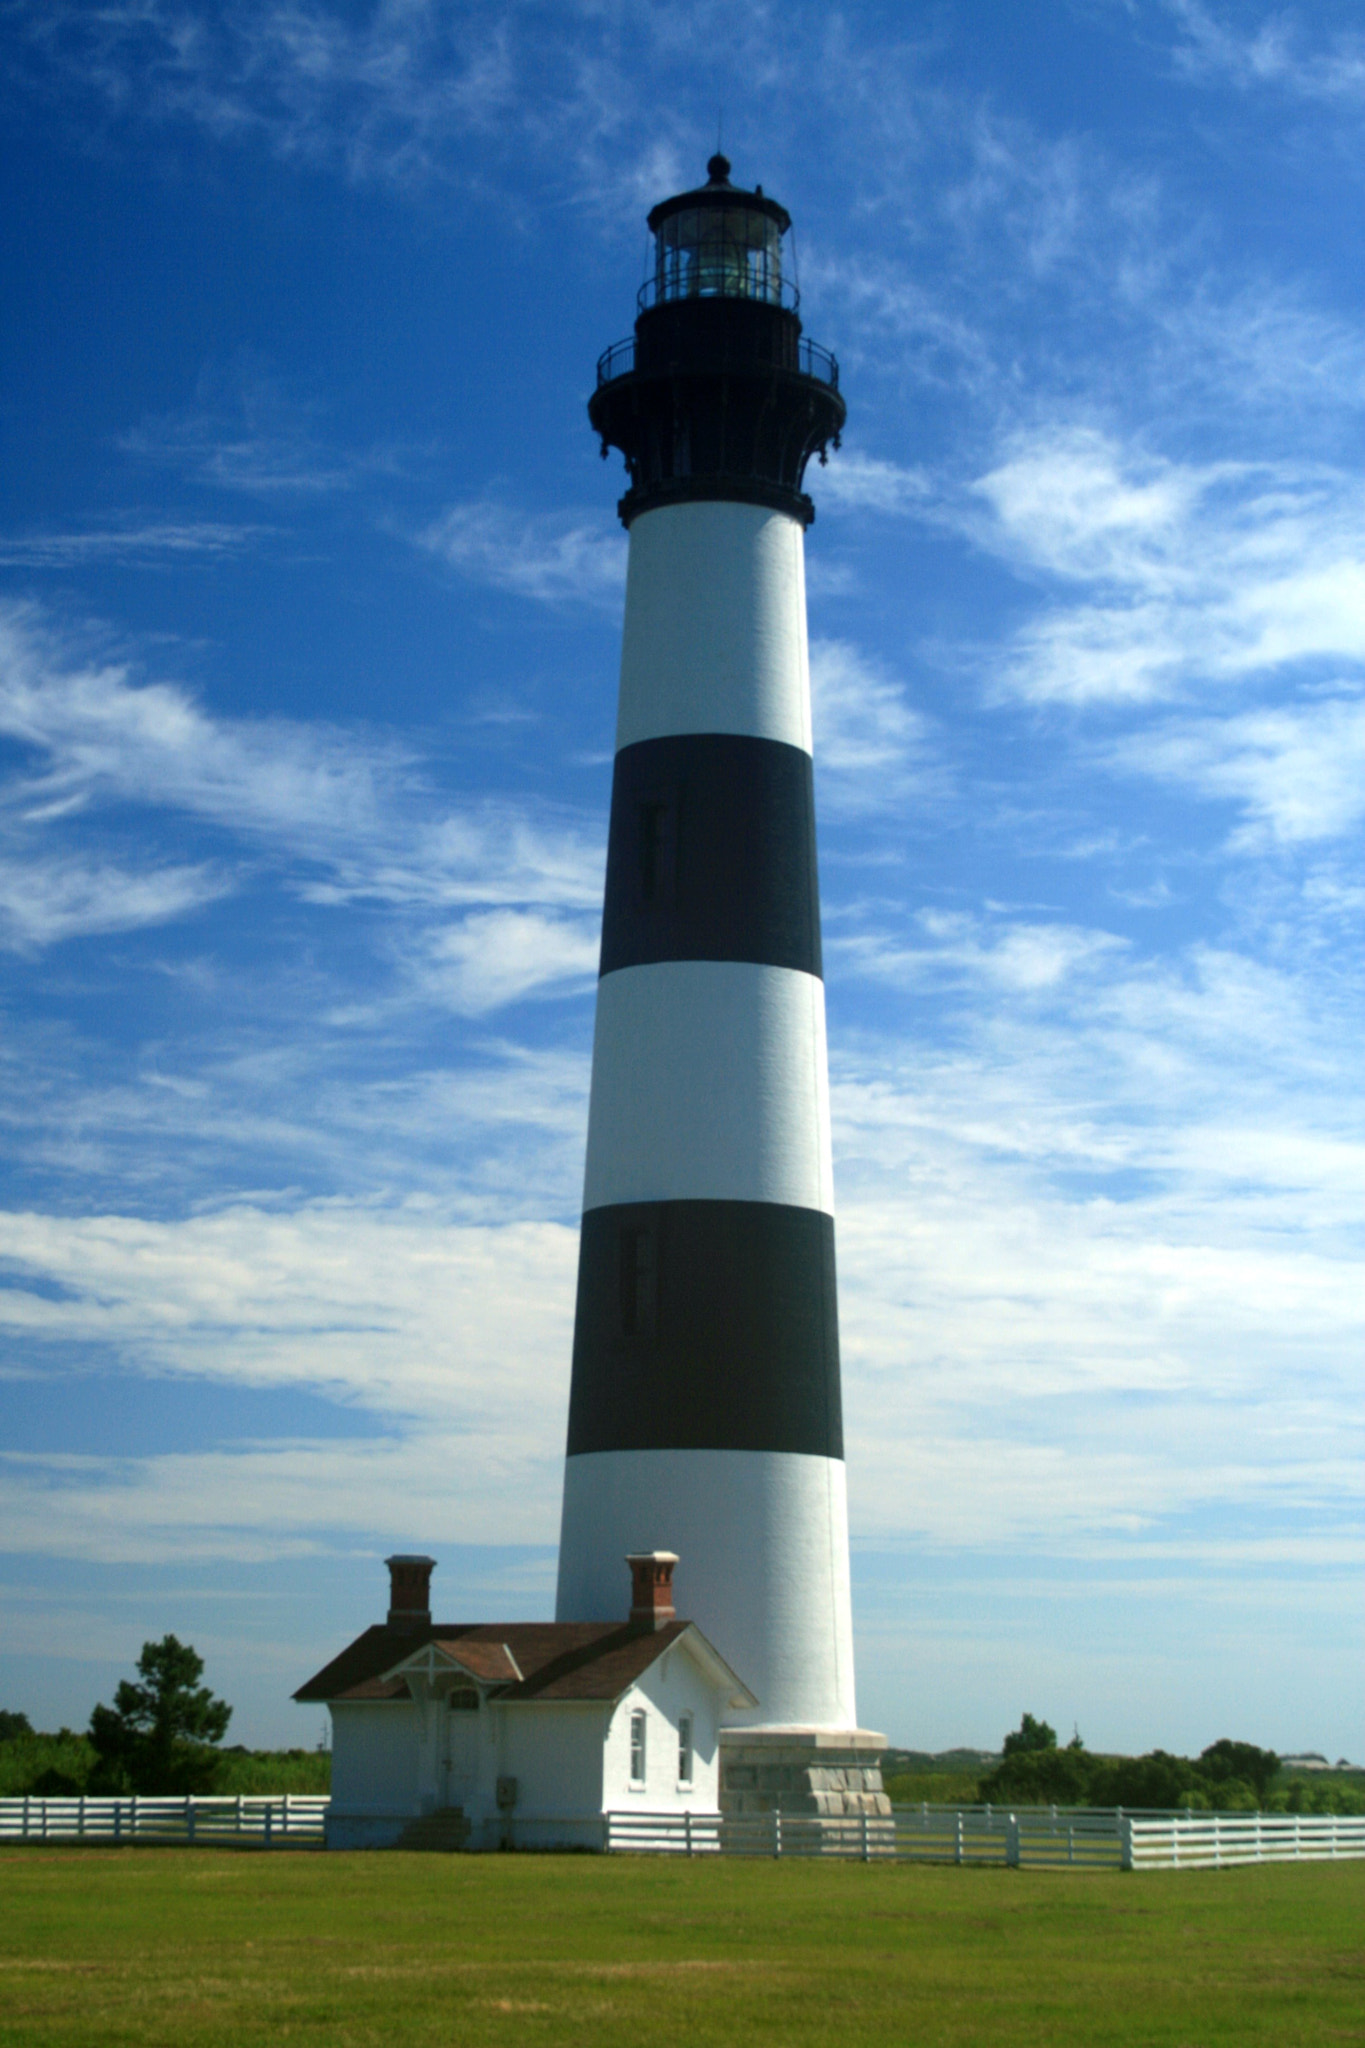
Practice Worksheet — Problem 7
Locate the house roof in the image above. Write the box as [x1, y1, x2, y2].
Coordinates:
[295, 1618, 754, 1708]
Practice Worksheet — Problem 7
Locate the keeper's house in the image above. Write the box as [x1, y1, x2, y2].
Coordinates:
[296, 1551, 754, 1849]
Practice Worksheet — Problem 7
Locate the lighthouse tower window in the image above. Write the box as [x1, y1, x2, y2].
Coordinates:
[637, 798, 673, 904]
[629, 1710, 647, 1787]
[619, 1223, 656, 1339]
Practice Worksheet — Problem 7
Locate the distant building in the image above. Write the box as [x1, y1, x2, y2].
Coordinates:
[295, 1553, 754, 1849]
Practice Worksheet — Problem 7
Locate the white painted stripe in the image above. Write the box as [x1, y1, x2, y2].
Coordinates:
[582, 960, 833, 1214]
[616, 500, 812, 752]
[556, 1448, 857, 1732]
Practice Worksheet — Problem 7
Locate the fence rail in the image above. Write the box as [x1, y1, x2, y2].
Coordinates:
[5, 1796, 1362, 1868]
[0, 1794, 328, 1847]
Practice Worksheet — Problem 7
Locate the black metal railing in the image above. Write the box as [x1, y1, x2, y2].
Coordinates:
[798, 337, 839, 388]
[596, 333, 839, 392]
[597, 335, 636, 385]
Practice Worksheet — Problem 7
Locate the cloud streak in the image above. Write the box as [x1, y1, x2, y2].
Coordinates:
[0, 522, 267, 566]
[962, 428, 1365, 705]
[418, 500, 627, 608]
[0, 600, 604, 964]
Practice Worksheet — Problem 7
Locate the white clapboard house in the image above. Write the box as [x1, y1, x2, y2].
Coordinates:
[295, 1552, 755, 1849]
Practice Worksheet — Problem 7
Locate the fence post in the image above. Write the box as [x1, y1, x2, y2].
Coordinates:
[772, 1809, 782, 1860]
[113, 1803, 121, 1845]
[78, 1795, 85, 1840]
[1005, 1813, 1020, 1869]
[283, 1795, 290, 1837]
[861, 1810, 870, 1862]
[954, 1812, 963, 1866]
[1119, 1816, 1134, 1871]
[131, 1794, 138, 1840]
[186, 1799, 195, 1846]
[684, 1810, 693, 1858]
[264, 1806, 273, 1850]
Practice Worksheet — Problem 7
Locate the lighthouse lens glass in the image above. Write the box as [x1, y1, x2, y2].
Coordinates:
[655, 207, 783, 304]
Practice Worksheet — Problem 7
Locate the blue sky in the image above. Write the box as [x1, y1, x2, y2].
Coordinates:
[1, 0, 1361, 1759]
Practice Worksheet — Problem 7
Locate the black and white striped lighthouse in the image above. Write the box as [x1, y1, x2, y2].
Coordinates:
[557, 159, 877, 1773]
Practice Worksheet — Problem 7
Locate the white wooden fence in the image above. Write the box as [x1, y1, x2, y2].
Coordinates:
[605, 1805, 1365, 1869]
[1123, 1811, 1365, 1869]
[0, 1794, 328, 1846]
[4, 1796, 1361, 1868]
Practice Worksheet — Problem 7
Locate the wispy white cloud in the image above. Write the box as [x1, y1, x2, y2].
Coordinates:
[0, 600, 603, 956]
[118, 357, 406, 496]
[818, 451, 931, 515]
[809, 638, 942, 815]
[838, 907, 1129, 995]
[1163, 1, 1365, 104]
[418, 500, 627, 608]
[0, 1198, 578, 1560]
[417, 909, 599, 1014]
[0, 851, 227, 949]
[1110, 694, 1365, 846]
[0, 521, 266, 566]
[966, 427, 1365, 703]
[12, 0, 523, 190]
[5, 0, 719, 208]
[0, 600, 406, 847]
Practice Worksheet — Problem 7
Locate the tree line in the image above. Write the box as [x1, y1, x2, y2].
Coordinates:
[1, 1636, 328, 1797]
[973, 1714, 1361, 1814]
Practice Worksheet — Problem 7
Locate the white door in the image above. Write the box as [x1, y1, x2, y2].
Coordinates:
[442, 1691, 480, 1809]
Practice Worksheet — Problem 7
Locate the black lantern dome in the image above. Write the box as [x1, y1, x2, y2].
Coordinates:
[590, 157, 845, 527]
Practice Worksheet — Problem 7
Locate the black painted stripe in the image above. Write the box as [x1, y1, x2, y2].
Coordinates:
[566, 1199, 843, 1459]
[599, 734, 822, 980]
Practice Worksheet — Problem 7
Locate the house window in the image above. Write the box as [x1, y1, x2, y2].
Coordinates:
[678, 1712, 693, 1788]
[448, 1687, 479, 1713]
[629, 1710, 647, 1787]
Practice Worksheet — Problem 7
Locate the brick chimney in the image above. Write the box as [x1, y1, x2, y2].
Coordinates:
[385, 1554, 435, 1630]
[626, 1551, 678, 1630]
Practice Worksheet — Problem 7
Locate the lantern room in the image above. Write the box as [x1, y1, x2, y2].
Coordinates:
[644, 155, 793, 310]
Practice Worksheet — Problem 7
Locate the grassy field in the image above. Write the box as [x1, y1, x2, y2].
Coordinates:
[2, 1849, 1362, 2047]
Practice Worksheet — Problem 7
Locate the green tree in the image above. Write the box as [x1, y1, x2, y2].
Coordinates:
[980, 1746, 1095, 1804]
[88, 1636, 232, 1794]
[1001, 1713, 1057, 1757]
[979, 1714, 1097, 1802]
[0, 1709, 34, 1741]
[1197, 1739, 1279, 1807]
[1090, 1751, 1198, 1809]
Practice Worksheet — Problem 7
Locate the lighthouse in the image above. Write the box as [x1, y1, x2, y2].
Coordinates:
[556, 158, 887, 1813]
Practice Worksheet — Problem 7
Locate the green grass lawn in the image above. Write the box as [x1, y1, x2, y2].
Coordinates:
[2, 1848, 1361, 2047]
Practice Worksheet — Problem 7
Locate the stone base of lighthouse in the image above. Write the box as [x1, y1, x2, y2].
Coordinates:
[719, 1727, 892, 1821]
